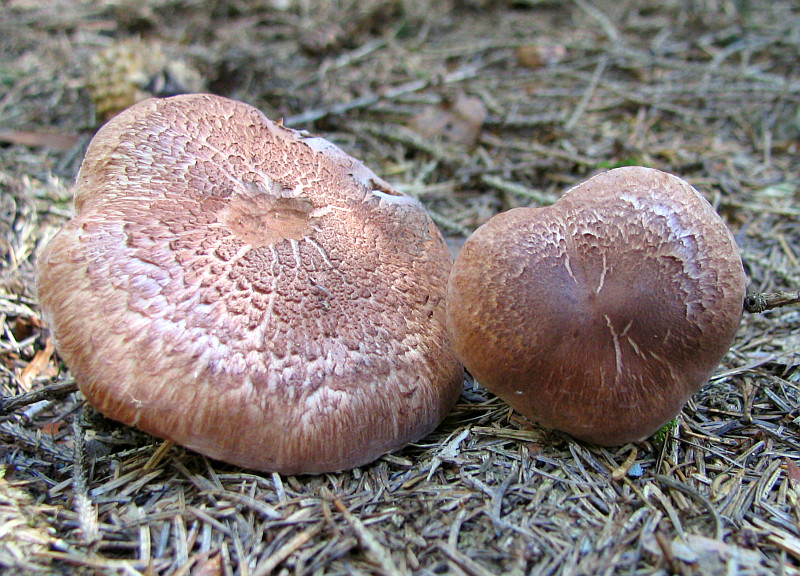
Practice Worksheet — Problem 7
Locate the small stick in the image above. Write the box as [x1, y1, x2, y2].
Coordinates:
[655, 474, 723, 540]
[72, 417, 99, 546]
[564, 55, 608, 131]
[572, 0, 620, 44]
[252, 522, 324, 576]
[284, 65, 483, 126]
[437, 542, 496, 576]
[0, 379, 78, 417]
[654, 530, 682, 575]
[142, 440, 174, 471]
[611, 446, 638, 481]
[333, 498, 407, 576]
[744, 291, 800, 313]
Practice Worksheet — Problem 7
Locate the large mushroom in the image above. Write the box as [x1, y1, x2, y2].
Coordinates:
[447, 166, 746, 445]
[37, 94, 463, 474]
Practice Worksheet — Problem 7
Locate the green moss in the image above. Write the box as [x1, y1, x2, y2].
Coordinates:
[594, 157, 651, 171]
[652, 418, 678, 445]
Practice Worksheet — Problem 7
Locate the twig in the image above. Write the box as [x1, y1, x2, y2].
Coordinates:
[0, 378, 78, 417]
[490, 472, 517, 534]
[426, 210, 472, 237]
[271, 472, 286, 503]
[750, 515, 800, 560]
[284, 65, 484, 126]
[200, 489, 282, 520]
[437, 542, 496, 576]
[654, 530, 683, 575]
[565, 55, 608, 131]
[0, 420, 73, 462]
[571, 0, 620, 44]
[481, 174, 559, 206]
[252, 522, 324, 576]
[744, 291, 800, 313]
[142, 440, 174, 471]
[611, 446, 638, 481]
[427, 427, 470, 480]
[448, 508, 467, 549]
[333, 498, 408, 576]
[72, 417, 99, 546]
[655, 474, 723, 540]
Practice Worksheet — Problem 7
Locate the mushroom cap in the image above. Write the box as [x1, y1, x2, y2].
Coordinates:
[37, 94, 463, 474]
[447, 166, 746, 446]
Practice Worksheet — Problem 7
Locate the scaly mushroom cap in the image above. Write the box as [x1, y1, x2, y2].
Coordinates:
[447, 166, 746, 445]
[38, 94, 463, 474]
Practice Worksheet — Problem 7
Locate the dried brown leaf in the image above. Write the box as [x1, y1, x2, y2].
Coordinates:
[517, 43, 567, 68]
[18, 338, 56, 391]
[408, 93, 487, 147]
[0, 130, 79, 151]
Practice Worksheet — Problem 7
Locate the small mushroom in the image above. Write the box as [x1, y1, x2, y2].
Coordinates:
[446, 166, 746, 445]
[37, 94, 463, 474]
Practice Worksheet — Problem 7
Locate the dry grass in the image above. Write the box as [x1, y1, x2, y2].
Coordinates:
[1, 0, 800, 574]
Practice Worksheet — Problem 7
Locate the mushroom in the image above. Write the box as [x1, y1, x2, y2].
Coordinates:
[446, 166, 746, 445]
[37, 94, 463, 474]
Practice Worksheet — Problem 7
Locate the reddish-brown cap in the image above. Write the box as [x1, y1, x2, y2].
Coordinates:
[447, 166, 746, 445]
[37, 94, 463, 474]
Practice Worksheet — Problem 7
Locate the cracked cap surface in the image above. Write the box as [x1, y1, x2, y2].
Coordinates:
[446, 166, 746, 445]
[38, 94, 463, 474]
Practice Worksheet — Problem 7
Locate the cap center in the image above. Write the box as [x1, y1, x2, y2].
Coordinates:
[221, 189, 317, 248]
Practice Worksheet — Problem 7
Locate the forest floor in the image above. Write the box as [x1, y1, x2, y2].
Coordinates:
[1, 0, 800, 574]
